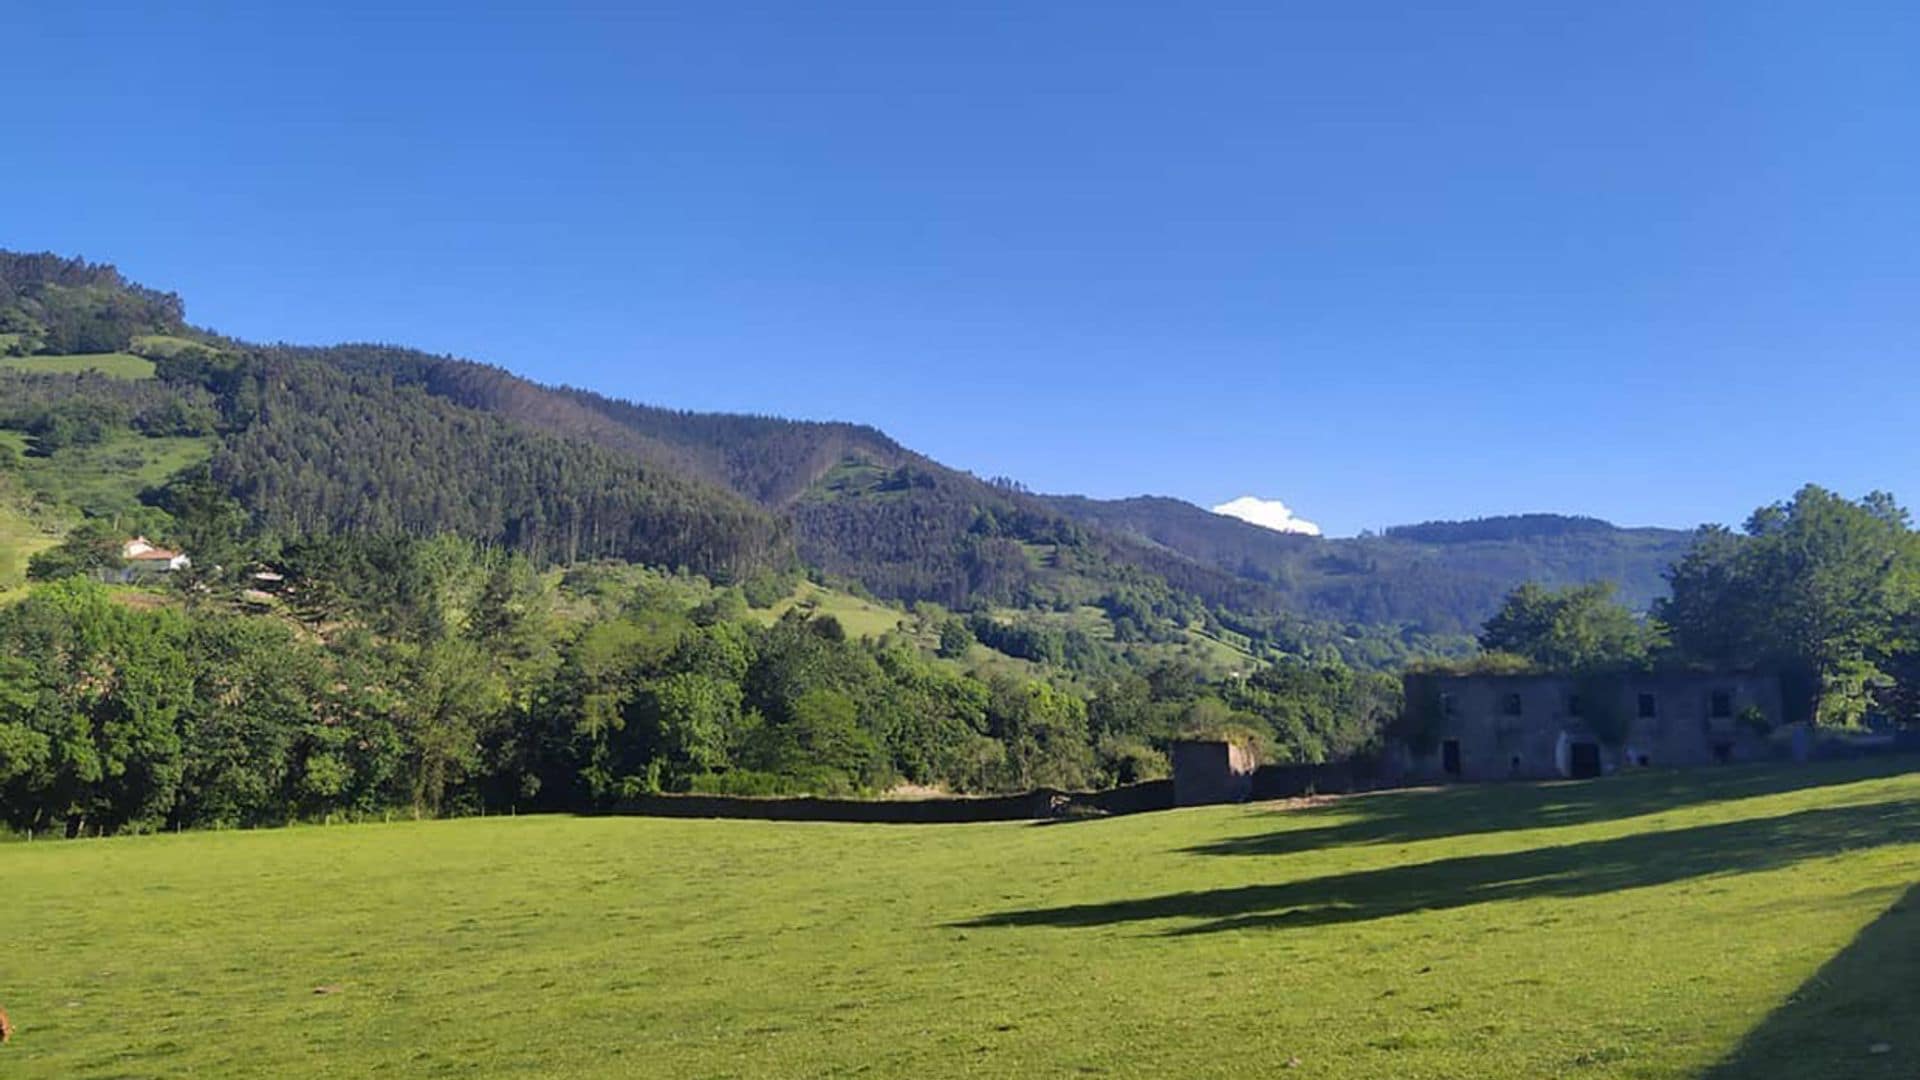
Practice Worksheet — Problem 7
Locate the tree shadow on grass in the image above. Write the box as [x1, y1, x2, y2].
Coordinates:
[1699, 883, 1919, 1079]
[1189, 757, 1920, 860]
[959, 798, 1920, 936]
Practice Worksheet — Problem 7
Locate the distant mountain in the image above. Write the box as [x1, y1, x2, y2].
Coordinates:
[1040, 496, 1692, 636]
[1383, 514, 1635, 544]
[0, 249, 1700, 665]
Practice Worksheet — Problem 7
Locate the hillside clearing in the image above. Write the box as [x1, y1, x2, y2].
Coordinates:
[129, 333, 220, 359]
[4, 758, 1916, 1078]
[0, 499, 58, 601]
[756, 579, 908, 639]
[0, 430, 215, 520]
[0, 352, 155, 379]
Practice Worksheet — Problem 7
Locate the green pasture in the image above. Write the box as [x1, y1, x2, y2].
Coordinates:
[0, 352, 155, 379]
[3, 758, 1917, 1078]
[0, 500, 58, 601]
[128, 334, 220, 359]
[757, 580, 908, 640]
[0, 430, 215, 520]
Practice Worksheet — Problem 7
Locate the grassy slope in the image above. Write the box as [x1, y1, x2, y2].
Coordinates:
[0, 424, 214, 600]
[1, 431, 215, 519]
[748, 582, 1259, 678]
[129, 333, 220, 359]
[0, 490, 59, 601]
[753, 580, 909, 640]
[0, 442, 58, 599]
[4, 759, 1917, 1078]
[983, 601, 1261, 677]
[0, 353, 156, 379]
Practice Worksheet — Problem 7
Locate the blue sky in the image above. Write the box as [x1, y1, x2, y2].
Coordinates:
[6, 2, 1916, 536]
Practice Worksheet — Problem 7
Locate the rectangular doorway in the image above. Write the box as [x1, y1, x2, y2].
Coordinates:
[1569, 741, 1602, 779]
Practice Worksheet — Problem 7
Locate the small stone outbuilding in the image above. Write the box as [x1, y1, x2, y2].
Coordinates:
[1170, 739, 1257, 806]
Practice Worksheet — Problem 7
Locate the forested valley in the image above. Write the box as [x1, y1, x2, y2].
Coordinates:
[3, 250, 1915, 836]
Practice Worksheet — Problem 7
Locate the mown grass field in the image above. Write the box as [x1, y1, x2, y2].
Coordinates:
[0, 352, 156, 379]
[4, 759, 1917, 1078]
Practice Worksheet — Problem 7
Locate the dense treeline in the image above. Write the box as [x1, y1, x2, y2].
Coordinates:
[1384, 514, 1623, 544]
[0, 367, 1468, 672]
[199, 338, 1642, 651]
[1466, 486, 1920, 727]
[205, 360, 792, 579]
[550, 384, 901, 507]
[308, 345, 1269, 628]
[1657, 486, 1918, 725]
[0, 538, 1400, 836]
[435, 356, 903, 508]
[0, 252, 186, 355]
[793, 465, 1051, 609]
[0, 373, 219, 453]
[0, 249, 1837, 680]
[264, 344, 911, 508]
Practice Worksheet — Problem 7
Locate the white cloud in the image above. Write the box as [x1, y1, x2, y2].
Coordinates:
[1211, 496, 1322, 536]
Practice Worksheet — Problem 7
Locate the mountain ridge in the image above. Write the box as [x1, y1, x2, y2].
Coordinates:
[0, 249, 1698, 663]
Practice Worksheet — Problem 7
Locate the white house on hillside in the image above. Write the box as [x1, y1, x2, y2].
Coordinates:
[119, 537, 191, 580]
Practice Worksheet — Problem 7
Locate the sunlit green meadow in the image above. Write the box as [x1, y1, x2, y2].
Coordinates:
[0, 353, 155, 379]
[4, 758, 1916, 1078]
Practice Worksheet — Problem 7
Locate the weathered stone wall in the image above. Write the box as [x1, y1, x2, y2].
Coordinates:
[1247, 756, 1395, 800]
[1396, 671, 1785, 783]
[610, 789, 1067, 823]
[607, 781, 1180, 823]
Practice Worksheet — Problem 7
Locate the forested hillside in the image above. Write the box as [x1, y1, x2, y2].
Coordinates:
[0, 249, 1691, 662]
[281, 336, 1692, 640]
[246, 342, 1319, 640]
[268, 344, 910, 506]
[211, 358, 790, 577]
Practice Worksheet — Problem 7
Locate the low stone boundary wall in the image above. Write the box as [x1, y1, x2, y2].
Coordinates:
[603, 747, 1915, 824]
[609, 789, 1065, 823]
[606, 778, 1179, 824]
[604, 764, 1385, 823]
[1248, 755, 1394, 801]
[1806, 729, 1920, 760]
[1081, 779, 1175, 815]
